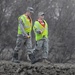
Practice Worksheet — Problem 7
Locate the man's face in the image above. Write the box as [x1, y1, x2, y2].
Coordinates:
[40, 15, 44, 20]
[27, 12, 31, 16]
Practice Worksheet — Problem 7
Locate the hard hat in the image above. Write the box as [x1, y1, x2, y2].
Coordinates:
[27, 7, 34, 13]
[38, 12, 45, 16]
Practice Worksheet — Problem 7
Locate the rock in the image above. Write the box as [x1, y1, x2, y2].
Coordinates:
[0, 48, 14, 60]
[27, 70, 32, 75]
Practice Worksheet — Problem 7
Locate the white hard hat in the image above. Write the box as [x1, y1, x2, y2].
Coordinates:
[27, 7, 34, 13]
[38, 12, 44, 16]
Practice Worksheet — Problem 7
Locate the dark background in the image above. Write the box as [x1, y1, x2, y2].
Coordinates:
[0, 0, 75, 63]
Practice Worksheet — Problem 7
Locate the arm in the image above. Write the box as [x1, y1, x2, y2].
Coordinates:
[19, 19, 29, 37]
[46, 22, 48, 37]
[33, 21, 42, 34]
[45, 21, 48, 38]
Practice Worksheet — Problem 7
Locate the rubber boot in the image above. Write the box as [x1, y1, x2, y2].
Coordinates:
[26, 54, 31, 62]
[29, 50, 40, 64]
[12, 52, 20, 63]
[40, 58, 50, 64]
[29, 53, 36, 64]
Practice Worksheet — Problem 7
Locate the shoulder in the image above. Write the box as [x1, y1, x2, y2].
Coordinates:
[33, 21, 39, 28]
[18, 15, 22, 19]
[44, 20, 47, 23]
[18, 14, 25, 20]
[44, 20, 48, 25]
[34, 20, 39, 24]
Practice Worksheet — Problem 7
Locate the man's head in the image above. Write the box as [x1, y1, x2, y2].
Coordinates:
[38, 12, 45, 20]
[26, 7, 34, 16]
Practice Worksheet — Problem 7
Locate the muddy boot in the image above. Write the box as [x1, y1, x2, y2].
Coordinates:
[12, 52, 20, 63]
[40, 58, 50, 64]
[29, 53, 36, 64]
[29, 50, 40, 64]
[26, 54, 31, 62]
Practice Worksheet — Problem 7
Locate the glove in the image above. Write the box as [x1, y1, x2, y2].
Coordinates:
[37, 31, 42, 34]
[27, 35, 30, 38]
[23, 35, 30, 39]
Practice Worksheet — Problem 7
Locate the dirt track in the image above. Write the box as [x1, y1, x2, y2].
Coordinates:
[0, 61, 75, 75]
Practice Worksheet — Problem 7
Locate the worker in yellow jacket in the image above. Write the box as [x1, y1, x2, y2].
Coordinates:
[32, 12, 49, 63]
[12, 7, 34, 63]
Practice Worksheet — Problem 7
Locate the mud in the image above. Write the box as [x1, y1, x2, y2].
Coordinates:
[0, 61, 75, 75]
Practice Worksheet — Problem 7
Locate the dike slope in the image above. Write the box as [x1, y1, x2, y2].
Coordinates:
[0, 61, 75, 75]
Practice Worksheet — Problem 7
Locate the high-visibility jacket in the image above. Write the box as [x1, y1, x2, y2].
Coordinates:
[18, 14, 32, 34]
[33, 20, 48, 41]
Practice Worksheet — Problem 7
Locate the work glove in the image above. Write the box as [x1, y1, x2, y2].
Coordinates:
[23, 35, 30, 39]
[37, 31, 42, 34]
[26, 35, 30, 38]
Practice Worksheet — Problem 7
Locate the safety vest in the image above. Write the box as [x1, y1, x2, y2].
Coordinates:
[18, 14, 32, 34]
[33, 20, 48, 41]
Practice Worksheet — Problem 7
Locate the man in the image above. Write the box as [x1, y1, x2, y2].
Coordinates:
[12, 7, 34, 63]
[30, 12, 49, 64]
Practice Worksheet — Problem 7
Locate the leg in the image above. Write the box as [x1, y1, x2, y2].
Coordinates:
[36, 40, 43, 50]
[25, 37, 32, 61]
[39, 39, 50, 64]
[26, 37, 32, 54]
[42, 38, 49, 59]
[29, 40, 43, 64]
[13, 36, 24, 62]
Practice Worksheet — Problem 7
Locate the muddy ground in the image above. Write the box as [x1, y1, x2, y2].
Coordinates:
[0, 61, 75, 75]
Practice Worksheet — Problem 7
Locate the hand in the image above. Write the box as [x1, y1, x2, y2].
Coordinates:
[27, 35, 30, 38]
[23, 35, 30, 39]
[37, 31, 42, 34]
